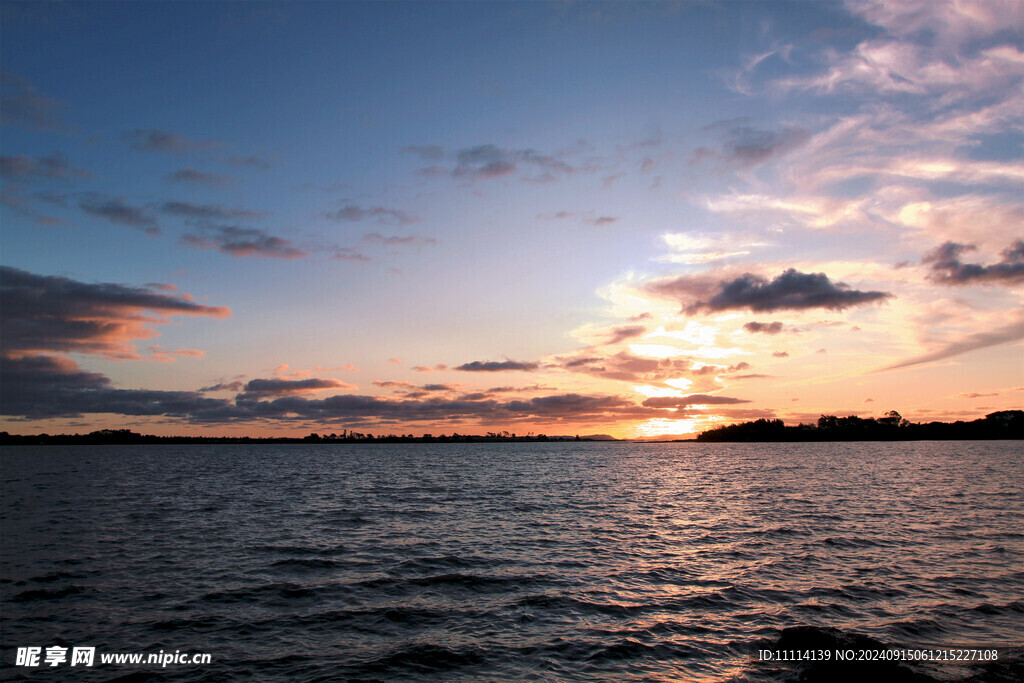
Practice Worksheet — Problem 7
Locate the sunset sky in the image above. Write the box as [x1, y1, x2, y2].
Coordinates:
[2, 0, 1022, 439]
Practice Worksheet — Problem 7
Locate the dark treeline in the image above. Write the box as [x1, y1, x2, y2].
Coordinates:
[0, 429, 609, 446]
[696, 410, 1023, 442]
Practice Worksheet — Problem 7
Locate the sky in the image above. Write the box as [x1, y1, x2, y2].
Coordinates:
[1, 0, 1022, 439]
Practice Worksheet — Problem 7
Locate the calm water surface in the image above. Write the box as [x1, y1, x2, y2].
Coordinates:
[2, 441, 1022, 681]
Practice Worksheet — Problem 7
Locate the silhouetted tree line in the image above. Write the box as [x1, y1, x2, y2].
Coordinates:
[0, 429, 605, 446]
[696, 410, 1023, 442]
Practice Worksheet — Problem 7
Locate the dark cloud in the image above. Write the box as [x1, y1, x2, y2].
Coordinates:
[0, 70, 65, 132]
[692, 362, 751, 376]
[165, 167, 232, 186]
[0, 266, 229, 358]
[586, 216, 618, 226]
[0, 355, 673, 426]
[0, 355, 231, 419]
[200, 380, 245, 393]
[722, 126, 809, 165]
[78, 195, 159, 235]
[641, 394, 751, 409]
[238, 378, 355, 399]
[649, 268, 891, 314]
[0, 152, 88, 180]
[692, 124, 809, 167]
[372, 380, 415, 389]
[363, 233, 437, 247]
[605, 325, 647, 345]
[181, 225, 307, 259]
[402, 145, 445, 160]
[772, 351, 790, 358]
[123, 129, 220, 153]
[924, 240, 1024, 285]
[455, 360, 539, 372]
[332, 248, 371, 262]
[556, 350, 692, 383]
[160, 201, 268, 221]
[453, 144, 573, 182]
[743, 321, 785, 334]
[325, 205, 417, 224]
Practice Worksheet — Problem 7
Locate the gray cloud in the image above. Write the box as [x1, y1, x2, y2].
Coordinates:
[924, 240, 1024, 285]
[0, 355, 231, 419]
[166, 167, 232, 186]
[605, 325, 647, 345]
[0, 266, 229, 358]
[160, 201, 268, 221]
[402, 145, 445, 161]
[0, 152, 88, 180]
[641, 394, 751, 408]
[453, 144, 573, 182]
[743, 321, 785, 334]
[79, 195, 159, 235]
[692, 124, 809, 167]
[181, 225, 307, 259]
[455, 360, 540, 372]
[325, 205, 417, 225]
[649, 268, 891, 314]
[557, 350, 693, 383]
[123, 129, 220, 153]
[0, 353, 665, 426]
[238, 378, 355, 399]
[363, 233, 437, 247]
[0, 70, 65, 132]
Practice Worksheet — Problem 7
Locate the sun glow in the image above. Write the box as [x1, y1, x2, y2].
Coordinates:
[629, 344, 688, 358]
[635, 418, 699, 438]
[632, 385, 685, 398]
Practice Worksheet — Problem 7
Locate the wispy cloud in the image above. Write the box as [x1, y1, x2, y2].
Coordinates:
[325, 205, 417, 224]
[79, 195, 159, 235]
[0, 152, 89, 180]
[165, 167, 233, 186]
[0, 70, 66, 132]
[362, 233, 437, 247]
[455, 360, 539, 372]
[123, 129, 221, 153]
[181, 225, 307, 259]
[880, 313, 1024, 371]
[159, 201, 268, 221]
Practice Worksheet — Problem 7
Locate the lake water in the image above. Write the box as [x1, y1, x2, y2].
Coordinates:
[2, 441, 1022, 681]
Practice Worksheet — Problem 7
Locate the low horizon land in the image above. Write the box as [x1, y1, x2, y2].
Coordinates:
[3, 409, 1020, 445]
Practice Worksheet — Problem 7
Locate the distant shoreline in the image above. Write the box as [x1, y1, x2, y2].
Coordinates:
[1, 410, 1021, 445]
[0, 431, 619, 446]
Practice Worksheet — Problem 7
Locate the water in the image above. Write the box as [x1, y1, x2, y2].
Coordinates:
[1, 441, 1021, 681]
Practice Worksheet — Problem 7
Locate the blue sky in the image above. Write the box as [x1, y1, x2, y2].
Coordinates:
[2, 0, 1021, 437]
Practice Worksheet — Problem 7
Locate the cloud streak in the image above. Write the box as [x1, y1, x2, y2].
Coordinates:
[123, 129, 220, 153]
[79, 195, 159, 235]
[1, 266, 229, 359]
[181, 226, 307, 259]
[455, 360, 539, 372]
